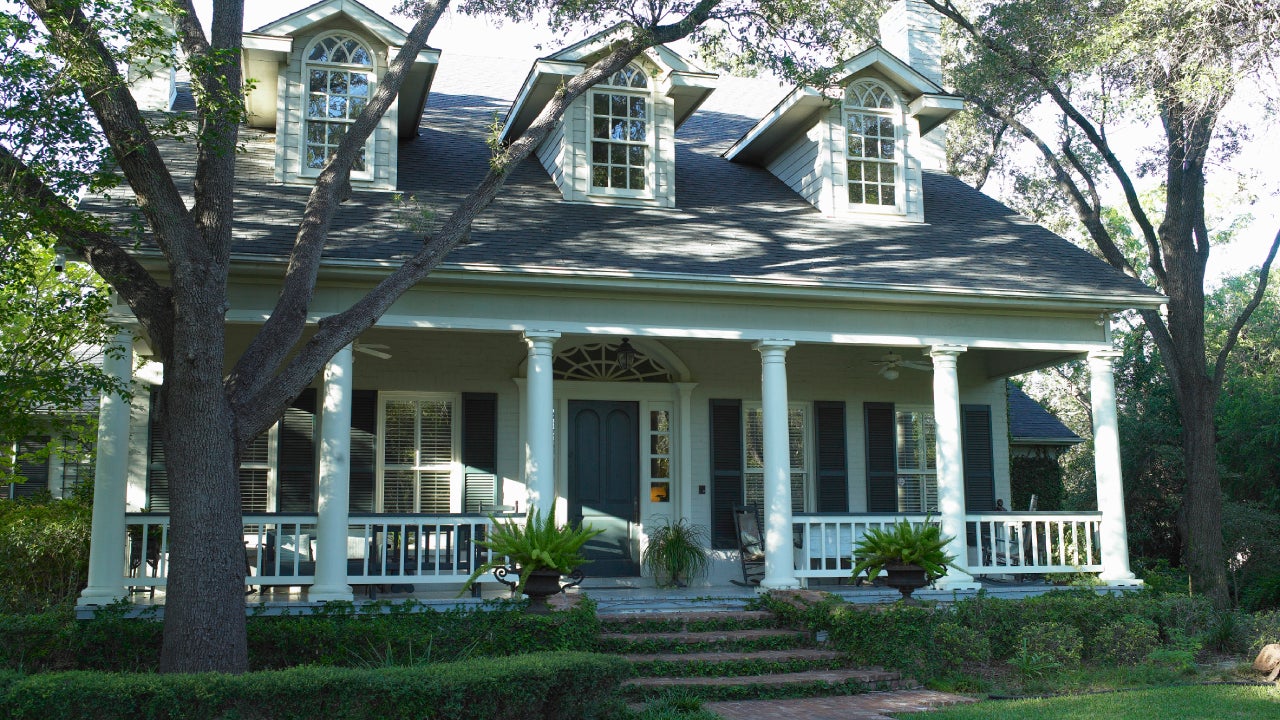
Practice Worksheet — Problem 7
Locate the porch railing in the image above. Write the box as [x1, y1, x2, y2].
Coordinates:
[966, 512, 1103, 575]
[123, 512, 524, 591]
[793, 513, 931, 580]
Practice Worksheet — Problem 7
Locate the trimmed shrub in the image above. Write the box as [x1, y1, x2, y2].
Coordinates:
[1014, 622, 1083, 667]
[0, 652, 628, 720]
[824, 603, 936, 675]
[1093, 616, 1160, 665]
[931, 621, 991, 668]
[0, 499, 91, 612]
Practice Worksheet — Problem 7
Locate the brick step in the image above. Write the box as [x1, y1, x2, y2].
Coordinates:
[625, 648, 847, 677]
[619, 668, 914, 702]
[597, 628, 808, 653]
[598, 610, 774, 633]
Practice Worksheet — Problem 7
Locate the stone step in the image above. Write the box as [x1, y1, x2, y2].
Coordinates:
[620, 668, 914, 702]
[599, 609, 774, 632]
[597, 627, 809, 653]
[625, 648, 847, 677]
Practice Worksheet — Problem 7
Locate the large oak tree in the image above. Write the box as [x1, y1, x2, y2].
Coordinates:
[0, 0, 859, 672]
[924, 0, 1280, 606]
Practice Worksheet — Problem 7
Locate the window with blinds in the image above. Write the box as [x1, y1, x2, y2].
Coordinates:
[380, 396, 456, 513]
[239, 430, 272, 513]
[895, 408, 937, 512]
[743, 405, 808, 514]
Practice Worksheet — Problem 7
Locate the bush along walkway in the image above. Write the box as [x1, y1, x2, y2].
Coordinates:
[596, 604, 967, 712]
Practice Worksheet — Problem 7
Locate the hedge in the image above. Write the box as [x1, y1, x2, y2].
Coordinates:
[0, 652, 629, 720]
[0, 599, 601, 673]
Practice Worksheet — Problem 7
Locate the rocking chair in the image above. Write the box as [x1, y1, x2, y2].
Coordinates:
[731, 505, 765, 587]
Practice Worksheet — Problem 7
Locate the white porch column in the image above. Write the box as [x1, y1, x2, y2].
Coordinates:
[755, 340, 799, 590]
[929, 345, 980, 591]
[1089, 349, 1140, 584]
[80, 328, 134, 605]
[523, 331, 560, 515]
[676, 382, 697, 522]
[309, 344, 354, 602]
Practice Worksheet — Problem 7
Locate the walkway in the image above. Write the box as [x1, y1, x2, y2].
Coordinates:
[705, 690, 977, 719]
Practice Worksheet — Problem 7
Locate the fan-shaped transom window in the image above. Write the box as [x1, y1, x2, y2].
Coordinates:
[844, 80, 900, 208]
[304, 33, 374, 173]
[590, 63, 651, 193]
[553, 341, 671, 382]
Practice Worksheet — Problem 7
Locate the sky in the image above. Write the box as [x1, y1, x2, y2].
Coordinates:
[198, 0, 1279, 285]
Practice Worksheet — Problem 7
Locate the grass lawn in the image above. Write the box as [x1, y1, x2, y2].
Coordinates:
[900, 684, 1280, 719]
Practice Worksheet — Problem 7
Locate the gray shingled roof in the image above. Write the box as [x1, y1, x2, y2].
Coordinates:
[1008, 382, 1082, 444]
[89, 53, 1161, 304]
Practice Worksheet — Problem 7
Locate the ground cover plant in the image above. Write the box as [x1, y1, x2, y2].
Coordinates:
[761, 588, 1278, 697]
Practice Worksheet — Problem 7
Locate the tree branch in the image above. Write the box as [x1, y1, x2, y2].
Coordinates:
[1213, 224, 1280, 388]
[231, 1, 724, 439]
[0, 144, 174, 355]
[25, 0, 199, 268]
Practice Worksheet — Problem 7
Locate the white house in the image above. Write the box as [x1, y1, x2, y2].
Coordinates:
[77, 0, 1158, 606]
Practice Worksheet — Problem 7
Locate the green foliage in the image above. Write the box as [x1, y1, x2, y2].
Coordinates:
[1251, 609, 1280, 652]
[1094, 616, 1160, 665]
[1009, 455, 1065, 512]
[0, 599, 601, 673]
[1007, 638, 1061, 683]
[0, 498, 91, 612]
[1242, 572, 1280, 613]
[1016, 622, 1083, 666]
[932, 621, 991, 667]
[849, 518, 958, 583]
[641, 517, 710, 588]
[461, 508, 604, 595]
[0, 651, 628, 720]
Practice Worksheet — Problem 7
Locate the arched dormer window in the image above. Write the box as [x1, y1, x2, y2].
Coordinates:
[590, 64, 652, 194]
[304, 33, 374, 173]
[844, 80, 902, 209]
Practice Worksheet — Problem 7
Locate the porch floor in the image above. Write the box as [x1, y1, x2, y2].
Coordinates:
[90, 576, 1138, 618]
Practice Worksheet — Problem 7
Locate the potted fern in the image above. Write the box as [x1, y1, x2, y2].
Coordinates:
[851, 518, 959, 601]
[460, 508, 603, 613]
[641, 517, 710, 588]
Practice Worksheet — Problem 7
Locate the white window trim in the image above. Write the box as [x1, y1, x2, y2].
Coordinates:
[586, 66, 657, 200]
[842, 79, 907, 216]
[743, 401, 811, 513]
[375, 392, 462, 514]
[298, 32, 378, 183]
[236, 424, 279, 513]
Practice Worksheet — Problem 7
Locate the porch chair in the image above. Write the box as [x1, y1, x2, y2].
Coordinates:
[730, 505, 765, 587]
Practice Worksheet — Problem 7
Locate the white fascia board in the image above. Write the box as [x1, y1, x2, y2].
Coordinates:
[667, 71, 718, 129]
[242, 34, 293, 56]
[654, 45, 712, 75]
[834, 46, 944, 96]
[909, 93, 966, 135]
[252, 0, 409, 47]
[723, 86, 828, 162]
[498, 59, 584, 143]
[547, 24, 632, 62]
[387, 46, 442, 66]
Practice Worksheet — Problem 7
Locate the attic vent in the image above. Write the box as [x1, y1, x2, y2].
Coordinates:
[553, 342, 671, 382]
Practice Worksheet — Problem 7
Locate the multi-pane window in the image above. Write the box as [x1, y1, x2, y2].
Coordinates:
[590, 65, 649, 192]
[744, 405, 807, 513]
[845, 81, 899, 207]
[895, 408, 937, 512]
[304, 34, 373, 172]
[648, 405, 672, 481]
[381, 397, 455, 513]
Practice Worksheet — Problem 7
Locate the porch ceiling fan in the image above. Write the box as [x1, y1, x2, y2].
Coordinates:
[353, 342, 392, 360]
[870, 351, 931, 380]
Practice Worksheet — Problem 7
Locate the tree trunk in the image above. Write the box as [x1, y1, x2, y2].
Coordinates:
[158, 270, 247, 673]
[1178, 375, 1229, 607]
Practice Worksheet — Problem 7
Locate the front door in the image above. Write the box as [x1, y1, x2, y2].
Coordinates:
[568, 400, 640, 577]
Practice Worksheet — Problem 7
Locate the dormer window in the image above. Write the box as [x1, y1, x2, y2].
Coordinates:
[304, 33, 374, 173]
[845, 80, 902, 210]
[590, 65, 651, 194]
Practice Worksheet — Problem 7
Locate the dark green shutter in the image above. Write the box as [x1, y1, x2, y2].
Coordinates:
[864, 402, 897, 512]
[349, 390, 377, 513]
[277, 388, 317, 512]
[813, 401, 848, 512]
[146, 390, 169, 511]
[461, 393, 498, 513]
[710, 399, 743, 549]
[962, 404, 996, 512]
[12, 436, 51, 499]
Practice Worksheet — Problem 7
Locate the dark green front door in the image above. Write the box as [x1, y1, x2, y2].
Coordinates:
[568, 400, 640, 577]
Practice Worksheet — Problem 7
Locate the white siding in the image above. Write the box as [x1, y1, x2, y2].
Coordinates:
[766, 122, 825, 208]
[536, 120, 568, 196]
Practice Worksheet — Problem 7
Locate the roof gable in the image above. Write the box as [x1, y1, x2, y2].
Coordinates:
[498, 25, 716, 143]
